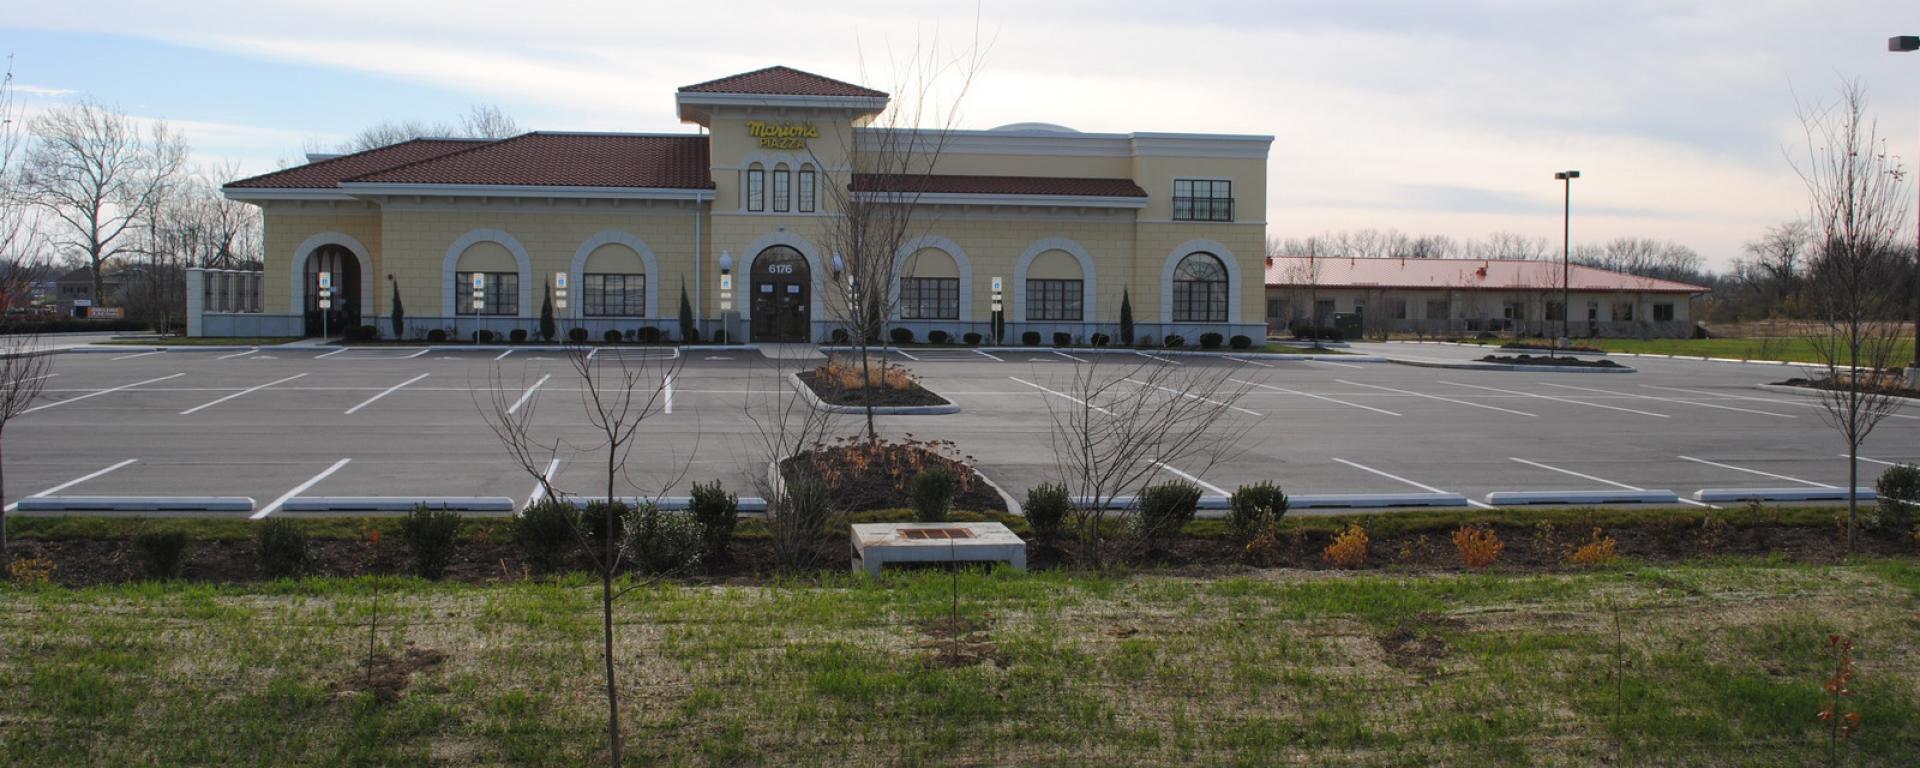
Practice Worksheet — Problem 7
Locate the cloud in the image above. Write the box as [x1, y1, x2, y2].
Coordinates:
[11, 83, 76, 97]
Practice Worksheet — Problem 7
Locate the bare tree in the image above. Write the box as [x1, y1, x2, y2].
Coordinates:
[1740, 220, 1812, 316]
[1038, 357, 1254, 568]
[1281, 236, 1329, 347]
[0, 332, 50, 567]
[0, 56, 52, 313]
[1466, 231, 1553, 261]
[1791, 81, 1913, 551]
[458, 104, 521, 140]
[20, 100, 186, 305]
[477, 346, 690, 766]
[331, 103, 521, 153]
[741, 354, 840, 572]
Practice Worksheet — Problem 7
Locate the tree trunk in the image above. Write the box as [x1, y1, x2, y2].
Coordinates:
[603, 567, 622, 767]
[1, 444, 8, 568]
[859, 344, 876, 440]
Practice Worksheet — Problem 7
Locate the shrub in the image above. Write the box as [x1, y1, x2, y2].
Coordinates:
[6, 555, 55, 585]
[1021, 331, 1042, 346]
[772, 476, 834, 572]
[1164, 335, 1186, 348]
[890, 327, 914, 344]
[426, 328, 449, 343]
[475, 329, 496, 344]
[1052, 331, 1072, 347]
[831, 328, 850, 344]
[600, 328, 621, 343]
[1568, 527, 1618, 567]
[400, 505, 463, 579]
[711, 329, 729, 344]
[1230, 334, 1253, 350]
[513, 499, 579, 573]
[681, 326, 701, 344]
[1451, 523, 1503, 570]
[626, 504, 703, 574]
[132, 530, 190, 579]
[1227, 481, 1288, 544]
[1091, 333, 1110, 347]
[567, 327, 589, 343]
[816, 357, 916, 391]
[911, 465, 960, 523]
[579, 500, 627, 553]
[1322, 524, 1369, 569]
[1199, 332, 1223, 349]
[509, 328, 528, 343]
[928, 329, 950, 345]
[1132, 481, 1201, 547]
[1020, 483, 1069, 543]
[343, 324, 378, 341]
[255, 518, 310, 578]
[962, 332, 983, 345]
[1119, 288, 1135, 345]
[636, 326, 661, 344]
[688, 480, 738, 562]
[1875, 464, 1920, 531]
[1137, 335, 1155, 348]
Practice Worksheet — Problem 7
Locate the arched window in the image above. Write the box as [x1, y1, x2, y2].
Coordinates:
[582, 243, 646, 317]
[899, 248, 959, 320]
[772, 163, 791, 212]
[453, 241, 521, 316]
[746, 163, 766, 211]
[1172, 252, 1227, 323]
[797, 164, 817, 213]
[1025, 249, 1083, 321]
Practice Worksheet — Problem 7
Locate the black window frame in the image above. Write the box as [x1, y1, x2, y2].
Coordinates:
[1653, 303, 1674, 322]
[772, 166, 791, 212]
[454, 270, 519, 316]
[797, 168, 816, 212]
[1171, 252, 1229, 323]
[746, 166, 765, 212]
[1172, 178, 1234, 222]
[899, 277, 960, 320]
[1026, 278, 1083, 321]
[583, 273, 646, 317]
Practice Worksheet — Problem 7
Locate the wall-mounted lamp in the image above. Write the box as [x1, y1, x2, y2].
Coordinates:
[718, 250, 733, 274]
[831, 251, 845, 275]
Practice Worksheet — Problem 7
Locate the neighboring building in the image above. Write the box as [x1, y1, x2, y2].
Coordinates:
[215, 65, 1273, 342]
[1264, 256, 1709, 339]
[54, 267, 127, 318]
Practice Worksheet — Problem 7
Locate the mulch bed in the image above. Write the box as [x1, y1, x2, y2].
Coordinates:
[780, 443, 1005, 512]
[796, 371, 950, 407]
[1500, 342, 1606, 354]
[1775, 377, 1920, 400]
[1481, 354, 1624, 368]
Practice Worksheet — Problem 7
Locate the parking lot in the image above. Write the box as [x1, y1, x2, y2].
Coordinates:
[6, 340, 1915, 516]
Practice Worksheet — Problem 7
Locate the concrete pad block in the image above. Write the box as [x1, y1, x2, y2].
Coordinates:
[851, 522, 1026, 576]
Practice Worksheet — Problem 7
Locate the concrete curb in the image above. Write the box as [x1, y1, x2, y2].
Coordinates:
[1695, 487, 1875, 503]
[1757, 381, 1920, 402]
[823, 345, 1388, 363]
[785, 372, 960, 415]
[1384, 358, 1637, 373]
[561, 496, 772, 513]
[16, 496, 255, 513]
[1384, 339, 1827, 368]
[1486, 489, 1679, 505]
[1072, 492, 1470, 512]
[280, 497, 517, 514]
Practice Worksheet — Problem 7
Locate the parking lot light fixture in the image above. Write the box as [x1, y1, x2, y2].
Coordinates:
[1891, 36, 1920, 384]
[1553, 170, 1580, 348]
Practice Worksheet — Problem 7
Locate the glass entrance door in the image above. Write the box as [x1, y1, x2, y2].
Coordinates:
[750, 247, 810, 342]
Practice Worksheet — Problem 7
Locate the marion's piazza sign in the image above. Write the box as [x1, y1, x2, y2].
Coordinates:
[746, 120, 818, 149]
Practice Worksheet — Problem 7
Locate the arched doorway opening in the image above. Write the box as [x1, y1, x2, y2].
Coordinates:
[304, 245, 362, 336]
[751, 246, 810, 342]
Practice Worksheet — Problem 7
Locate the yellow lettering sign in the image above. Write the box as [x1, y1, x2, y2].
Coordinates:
[745, 120, 818, 150]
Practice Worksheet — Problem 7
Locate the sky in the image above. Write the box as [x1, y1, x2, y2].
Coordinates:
[6, 1, 1920, 272]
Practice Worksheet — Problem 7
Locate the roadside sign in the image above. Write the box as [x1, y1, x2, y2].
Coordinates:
[318, 299, 332, 309]
[472, 298, 486, 311]
[991, 276, 1002, 293]
[87, 306, 123, 319]
[471, 273, 486, 290]
[318, 271, 332, 289]
[553, 273, 567, 290]
[719, 274, 732, 291]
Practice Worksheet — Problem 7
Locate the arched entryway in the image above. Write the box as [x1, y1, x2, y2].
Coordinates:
[751, 246, 811, 342]
[303, 245, 362, 336]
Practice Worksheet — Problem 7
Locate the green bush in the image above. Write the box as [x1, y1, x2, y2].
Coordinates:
[400, 505, 463, 579]
[626, 504, 704, 574]
[1132, 481, 1201, 547]
[254, 518, 310, 578]
[1199, 332, 1223, 349]
[773, 476, 834, 572]
[688, 480, 738, 562]
[911, 465, 960, 523]
[1227, 481, 1289, 544]
[1875, 463, 1920, 531]
[514, 499, 580, 572]
[1024, 483, 1071, 542]
[580, 500, 628, 554]
[132, 530, 190, 579]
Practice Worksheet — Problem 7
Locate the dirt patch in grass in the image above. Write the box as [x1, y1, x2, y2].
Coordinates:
[796, 370, 949, 407]
[1481, 354, 1624, 368]
[331, 645, 448, 704]
[917, 616, 1006, 668]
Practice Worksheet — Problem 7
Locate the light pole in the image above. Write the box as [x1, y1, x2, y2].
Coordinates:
[1554, 170, 1580, 347]
[1890, 35, 1919, 386]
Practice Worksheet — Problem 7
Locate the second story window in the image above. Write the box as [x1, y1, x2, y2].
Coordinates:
[773, 165, 791, 212]
[747, 165, 766, 211]
[797, 167, 816, 212]
[1173, 179, 1233, 222]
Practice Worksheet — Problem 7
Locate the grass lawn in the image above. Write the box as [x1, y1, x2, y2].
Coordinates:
[97, 336, 302, 346]
[4, 560, 1917, 765]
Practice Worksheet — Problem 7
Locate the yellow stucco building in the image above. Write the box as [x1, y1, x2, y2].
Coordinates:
[212, 66, 1272, 344]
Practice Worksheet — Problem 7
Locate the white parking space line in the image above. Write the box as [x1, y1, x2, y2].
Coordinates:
[975, 349, 1004, 362]
[1053, 350, 1090, 364]
[315, 348, 349, 359]
[1678, 455, 1834, 488]
[1124, 377, 1262, 417]
[1333, 457, 1494, 509]
[508, 373, 552, 415]
[664, 374, 675, 414]
[1642, 383, 1920, 420]
[494, 349, 514, 362]
[892, 349, 921, 361]
[1439, 381, 1669, 419]
[526, 458, 561, 509]
[406, 348, 431, 359]
[1008, 376, 1114, 416]
[255, 458, 352, 519]
[1338, 380, 1536, 417]
[1510, 456, 1716, 509]
[1223, 355, 1272, 367]
[1848, 454, 1913, 467]
[4, 458, 138, 512]
[1136, 351, 1182, 365]
[217, 348, 259, 360]
[180, 373, 308, 415]
[22, 373, 185, 414]
[1232, 378, 1401, 416]
[110, 351, 164, 361]
[1304, 358, 1365, 369]
[344, 373, 430, 415]
[1153, 461, 1230, 496]
[1540, 382, 1795, 418]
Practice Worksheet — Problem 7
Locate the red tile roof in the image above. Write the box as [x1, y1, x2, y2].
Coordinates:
[852, 173, 1147, 198]
[344, 133, 712, 189]
[224, 139, 488, 189]
[679, 65, 887, 98]
[1264, 257, 1708, 294]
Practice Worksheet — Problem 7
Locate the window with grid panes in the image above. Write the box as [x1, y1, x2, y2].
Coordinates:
[454, 271, 518, 315]
[1173, 179, 1233, 222]
[899, 277, 959, 319]
[583, 273, 645, 317]
[1025, 279, 1082, 321]
[1171, 253, 1228, 322]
